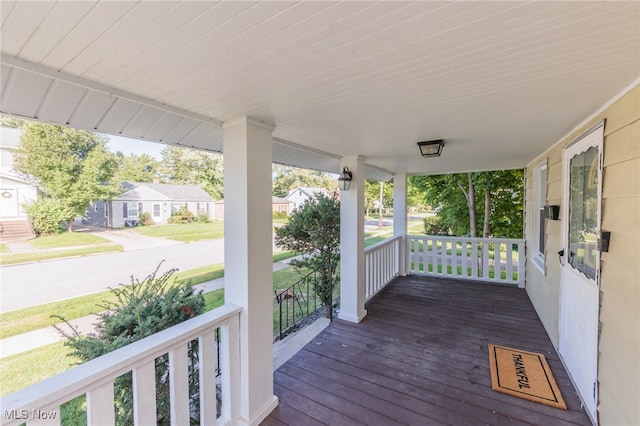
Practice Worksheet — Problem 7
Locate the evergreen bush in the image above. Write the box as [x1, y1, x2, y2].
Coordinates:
[138, 211, 154, 226]
[56, 262, 205, 424]
[167, 206, 194, 224]
[23, 198, 74, 236]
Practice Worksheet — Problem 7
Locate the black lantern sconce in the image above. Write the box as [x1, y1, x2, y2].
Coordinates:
[338, 166, 353, 191]
[417, 139, 445, 157]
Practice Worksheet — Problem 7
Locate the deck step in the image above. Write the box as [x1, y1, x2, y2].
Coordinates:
[0, 220, 35, 241]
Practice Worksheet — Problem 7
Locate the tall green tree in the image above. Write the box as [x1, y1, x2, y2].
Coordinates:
[411, 169, 524, 238]
[274, 193, 340, 316]
[272, 165, 337, 197]
[14, 123, 119, 232]
[113, 152, 161, 183]
[160, 146, 223, 198]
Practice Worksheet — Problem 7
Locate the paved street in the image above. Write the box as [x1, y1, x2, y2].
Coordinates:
[0, 239, 225, 312]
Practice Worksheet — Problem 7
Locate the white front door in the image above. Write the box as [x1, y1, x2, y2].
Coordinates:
[559, 123, 603, 423]
[0, 188, 19, 217]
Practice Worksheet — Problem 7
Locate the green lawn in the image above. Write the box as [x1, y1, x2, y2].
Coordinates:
[29, 233, 111, 249]
[0, 341, 81, 396]
[135, 222, 224, 242]
[0, 243, 9, 253]
[0, 244, 124, 266]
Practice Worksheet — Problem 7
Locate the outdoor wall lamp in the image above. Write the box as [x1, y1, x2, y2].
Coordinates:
[417, 139, 445, 157]
[338, 166, 353, 191]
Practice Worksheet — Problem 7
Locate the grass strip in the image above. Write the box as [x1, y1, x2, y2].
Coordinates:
[134, 222, 224, 241]
[0, 244, 124, 266]
[0, 243, 9, 254]
[0, 341, 81, 396]
[29, 233, 111, 249]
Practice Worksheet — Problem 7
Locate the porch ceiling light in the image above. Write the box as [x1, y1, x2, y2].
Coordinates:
[417, 139, 444, 157]
[338, 166, 353, 191]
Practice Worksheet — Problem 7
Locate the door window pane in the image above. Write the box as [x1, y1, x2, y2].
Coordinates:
[568, 146, 598, 280]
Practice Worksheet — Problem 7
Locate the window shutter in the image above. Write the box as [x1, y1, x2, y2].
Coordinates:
[123, 203, 128, 218]
[138, 202, 143, 215]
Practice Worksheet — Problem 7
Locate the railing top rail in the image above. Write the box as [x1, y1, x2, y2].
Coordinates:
[364, 235, 402, 253]
[408, 235, 525, 244]
[1, 303, 242, 412]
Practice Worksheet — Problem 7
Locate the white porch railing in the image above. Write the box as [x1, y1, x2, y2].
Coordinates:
[407, 235, 525, 287]
[365, 236, 402, 301]
[0, 304, 242, 426]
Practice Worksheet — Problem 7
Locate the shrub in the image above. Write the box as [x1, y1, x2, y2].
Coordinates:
[167, 206, 194, 224]
[138, 211, 154, 226]
[57, 262, 205, 424]
[23, 198, 73, 236]
[272, 211, 288, 219]
[423, 216, 451, 236]
[195, 213, 210, 223]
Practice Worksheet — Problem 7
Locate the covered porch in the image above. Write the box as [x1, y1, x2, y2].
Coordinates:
[1, 2, 638, 425]
[266, 275, 591, 425]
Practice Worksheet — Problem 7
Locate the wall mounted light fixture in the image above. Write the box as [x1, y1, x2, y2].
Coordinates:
[338, 166, 353, 191]
[417, 139, 445, 157]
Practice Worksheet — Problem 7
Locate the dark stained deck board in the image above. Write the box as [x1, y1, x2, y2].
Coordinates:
[263, 276, 592, 426]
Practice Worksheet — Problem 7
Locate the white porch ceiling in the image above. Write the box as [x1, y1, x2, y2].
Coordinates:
[1, 1, 638, 179]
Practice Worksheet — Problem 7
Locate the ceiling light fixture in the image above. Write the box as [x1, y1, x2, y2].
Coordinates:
[417, 139, 445, 157]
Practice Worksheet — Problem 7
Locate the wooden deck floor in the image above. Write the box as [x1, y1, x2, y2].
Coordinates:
[262, 275, 592, 426]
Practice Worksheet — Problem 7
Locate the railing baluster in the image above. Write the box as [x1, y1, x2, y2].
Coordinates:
[506, 243, 513, 283]
[133, 361, 157, 426]
[199, 331, 217, 425]
[169, 344, 190, 426]
[87, 381, 115, 426]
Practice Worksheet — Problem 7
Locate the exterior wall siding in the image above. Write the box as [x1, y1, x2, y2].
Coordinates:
[525, 84, 639, 426]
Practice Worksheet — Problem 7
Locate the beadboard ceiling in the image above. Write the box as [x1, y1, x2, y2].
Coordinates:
[1, 1, 638, 179]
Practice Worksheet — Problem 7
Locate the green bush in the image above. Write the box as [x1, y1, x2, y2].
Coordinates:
[423, 216, 451, 236]
[23, 198, 73, 236]
[167, 206, 194, 224]
[57, 262, 205, 425]
[195, 213, 210, 223]
[138, 211, 154, 226]
[272, 211, 288, 219]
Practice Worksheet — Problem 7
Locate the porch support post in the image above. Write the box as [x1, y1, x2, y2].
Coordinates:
[393, 173, 408, 276]
[339, 155, 367, 323]
[223, 116, 278, 425]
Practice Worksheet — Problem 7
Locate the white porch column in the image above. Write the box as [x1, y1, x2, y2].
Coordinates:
[393, 173, 408, 276]
[223, 117, 278, 425]
[339, 155, 367, 323]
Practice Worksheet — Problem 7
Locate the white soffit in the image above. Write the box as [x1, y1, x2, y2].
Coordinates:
[0, 58, 224, 152]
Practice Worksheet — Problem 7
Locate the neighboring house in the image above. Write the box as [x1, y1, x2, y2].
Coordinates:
[85, 182, 215, 228]
[284, 187, 329, 210]
[271, 196, 294, 215]
[0, 127, 40, 239]
[213, 196, 294, 220]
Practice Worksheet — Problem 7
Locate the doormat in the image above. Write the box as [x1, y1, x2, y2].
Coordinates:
[488, 344, 567, 410]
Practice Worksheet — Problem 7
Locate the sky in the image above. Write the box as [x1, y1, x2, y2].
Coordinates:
[103, 134, 165, 160]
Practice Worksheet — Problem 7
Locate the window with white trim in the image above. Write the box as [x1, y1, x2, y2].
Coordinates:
[533, 161, 547, 271]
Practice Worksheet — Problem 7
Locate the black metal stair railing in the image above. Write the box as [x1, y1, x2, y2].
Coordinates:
[274, 264, 338, 341]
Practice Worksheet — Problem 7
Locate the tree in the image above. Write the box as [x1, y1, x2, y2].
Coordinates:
[274, 193, 340, 316]
[411, 169, 524, 238]
[113, 152, 160, 183]
[272, 165, 337, 197]
[13, 123, 119, 232]
[160, 145, 223, 199]
[0, 114, 26, 128]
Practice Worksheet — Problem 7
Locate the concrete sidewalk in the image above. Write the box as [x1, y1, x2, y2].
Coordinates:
[0, 257, 299, 359]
